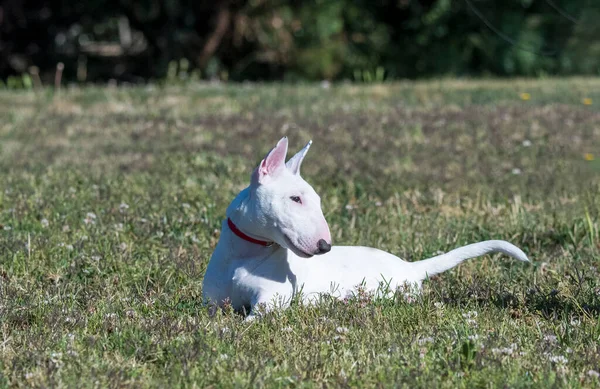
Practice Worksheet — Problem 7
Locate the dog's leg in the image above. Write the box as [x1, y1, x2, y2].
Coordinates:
[244, 313, 260, 322]
[244, 293, 292, 321]
[244, 303, 272, 322]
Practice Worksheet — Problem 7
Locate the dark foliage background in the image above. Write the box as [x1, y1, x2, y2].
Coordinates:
[1, 0, 599, 83]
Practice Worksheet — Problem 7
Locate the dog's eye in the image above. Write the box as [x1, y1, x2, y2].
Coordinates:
[290, 196, 302, 204]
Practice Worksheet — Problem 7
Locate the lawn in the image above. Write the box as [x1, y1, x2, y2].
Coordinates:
[1, 79, 600, 387]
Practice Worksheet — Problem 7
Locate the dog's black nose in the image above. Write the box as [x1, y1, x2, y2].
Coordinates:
[317, 239, 331, 254]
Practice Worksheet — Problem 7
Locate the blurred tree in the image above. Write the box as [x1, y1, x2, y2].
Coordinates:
[0, 0, 598, 83]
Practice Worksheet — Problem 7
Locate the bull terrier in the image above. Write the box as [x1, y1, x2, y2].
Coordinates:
[202, 137, 529, 320]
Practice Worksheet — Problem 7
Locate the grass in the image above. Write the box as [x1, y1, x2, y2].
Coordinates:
[1, 78, 600, 387]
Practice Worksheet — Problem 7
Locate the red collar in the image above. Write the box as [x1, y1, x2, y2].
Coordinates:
[227, 218, 274, 247]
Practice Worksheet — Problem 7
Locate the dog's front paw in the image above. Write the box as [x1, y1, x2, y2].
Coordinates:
[244, 313, 259, 322]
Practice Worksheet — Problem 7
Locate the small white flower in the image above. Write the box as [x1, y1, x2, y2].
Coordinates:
[345, 204, 354, 210]
[66, 244, 74, 251]
[570, 319, 581, 327]
[25, 372, 34, 380]
[91, 255, 101, 261]
[403, 293, 415, 304]
[374, 201, 382, 207]
[417, 337, 434, 345]
[119, 203, 129, 212]
[62, 225, 70, 232]
[320, 80, 331, 89]
[434, 302, 444, 309]
[548, 355, 568, 364]
[336, 326, 350, 334]
[491, 343, 518, 356]
[512, 168, 522, 175]
[522, 139, 532, 147]
[182, 203, 191, 209]
[115, 223, 124, 231]
[588, 370, 600, 378]
[156, 231, 164, 238]
[3, 225, 11, 231]
[468, 334, 480, 341]
[281, 326, 293, 333]
[462, 311, 478, 319]
[41, 218, 49, 228]
[119, 242, 128, 251]
[84, 212, 97, 225]
[105, 313, 117, 319]
[543, 334, 558, 344]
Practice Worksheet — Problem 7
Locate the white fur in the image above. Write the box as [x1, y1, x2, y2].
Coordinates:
[202, 138, 530, 320]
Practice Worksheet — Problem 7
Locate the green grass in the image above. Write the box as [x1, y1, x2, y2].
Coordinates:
[1, 78, 600, 387]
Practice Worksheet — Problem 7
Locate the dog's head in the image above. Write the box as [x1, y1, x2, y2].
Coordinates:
[246, 137, 332, 257]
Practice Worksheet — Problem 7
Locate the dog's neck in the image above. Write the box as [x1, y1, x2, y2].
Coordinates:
[220, 187, 283, 260]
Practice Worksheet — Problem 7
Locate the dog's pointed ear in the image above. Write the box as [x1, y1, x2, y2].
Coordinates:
[253, 137, 288, 183]
[286, 140, 312, 176]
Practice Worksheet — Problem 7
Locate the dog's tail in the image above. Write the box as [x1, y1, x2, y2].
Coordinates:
[412, 240, 529, 279]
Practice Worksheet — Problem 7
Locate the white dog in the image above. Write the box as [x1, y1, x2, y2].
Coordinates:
[202, 138, 529, 320]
